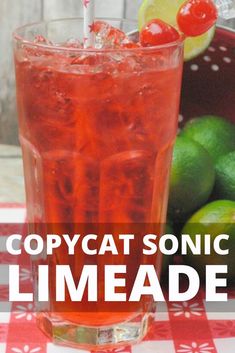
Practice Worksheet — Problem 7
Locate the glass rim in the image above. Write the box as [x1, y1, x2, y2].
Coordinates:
[13, 17, 184, 53]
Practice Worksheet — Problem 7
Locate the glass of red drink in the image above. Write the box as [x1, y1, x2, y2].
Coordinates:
[13, 18, 183, 350]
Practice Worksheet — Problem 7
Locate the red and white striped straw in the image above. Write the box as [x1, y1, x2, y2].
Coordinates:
[82, 0, 95, 48]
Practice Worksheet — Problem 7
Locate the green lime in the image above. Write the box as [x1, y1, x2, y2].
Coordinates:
[182, 200, 235, 280]
[165, 222, 174, 235]
[169, 136, 215, 220]
[181, 115, 235, 163]
[214, 152, 235, 201]
[138, 0, 216, 61]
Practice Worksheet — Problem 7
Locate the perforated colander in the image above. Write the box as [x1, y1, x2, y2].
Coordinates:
[180, 26, 235, 126]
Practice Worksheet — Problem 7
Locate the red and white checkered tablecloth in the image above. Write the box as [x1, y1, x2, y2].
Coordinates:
[0, 205, 235, 353]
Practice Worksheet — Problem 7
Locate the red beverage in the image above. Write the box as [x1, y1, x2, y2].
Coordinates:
[14, 19, 183, 349]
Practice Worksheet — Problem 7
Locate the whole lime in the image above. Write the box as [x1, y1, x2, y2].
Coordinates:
[181, 115, 235, 163]
[168, 136, 215, 220]
[182, 200, 235, 281]
[214, 151, 235, 201]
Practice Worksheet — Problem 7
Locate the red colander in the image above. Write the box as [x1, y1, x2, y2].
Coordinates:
[180, 26, 235, 126]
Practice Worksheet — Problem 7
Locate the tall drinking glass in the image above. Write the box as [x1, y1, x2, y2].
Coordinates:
[13, 19, 183, 350]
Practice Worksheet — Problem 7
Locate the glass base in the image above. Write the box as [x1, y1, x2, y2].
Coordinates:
[37, 312, 152, 350]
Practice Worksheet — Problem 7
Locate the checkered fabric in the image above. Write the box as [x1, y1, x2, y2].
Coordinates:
[0, 205, 235, 353]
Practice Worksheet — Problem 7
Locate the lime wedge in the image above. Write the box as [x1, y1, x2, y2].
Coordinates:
[138, 0, 216, 61]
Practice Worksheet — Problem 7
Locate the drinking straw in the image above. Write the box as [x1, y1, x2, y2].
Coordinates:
[83, 0, 95, 48]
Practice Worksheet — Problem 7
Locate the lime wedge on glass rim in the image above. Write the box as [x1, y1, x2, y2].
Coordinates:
[138, 0, 216, 61]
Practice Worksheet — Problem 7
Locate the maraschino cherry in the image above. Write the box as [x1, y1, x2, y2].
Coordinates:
[140, 19, 180, 47]
[140, 0, 218, 47]
[177, 0, 218, 37]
